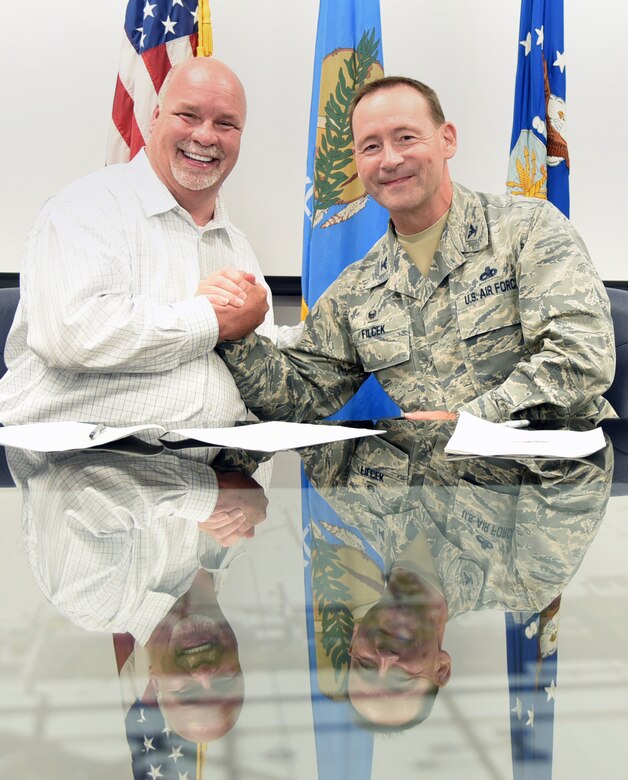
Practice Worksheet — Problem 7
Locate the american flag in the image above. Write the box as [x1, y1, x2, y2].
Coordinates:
[114, 632, 205, 780]
[107, 0, 211, 165]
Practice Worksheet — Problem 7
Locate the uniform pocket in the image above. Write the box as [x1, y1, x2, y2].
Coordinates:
[453, 479, 517, 550]
[351, 312, 411, 371]
[455, 290, 521, 339]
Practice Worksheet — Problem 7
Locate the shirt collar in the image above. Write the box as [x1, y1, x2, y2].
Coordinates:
[129, 148, 230, 230]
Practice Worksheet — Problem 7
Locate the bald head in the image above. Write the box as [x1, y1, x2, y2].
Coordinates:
[158, 57, 247, 120]
[145, 57, 246, 224]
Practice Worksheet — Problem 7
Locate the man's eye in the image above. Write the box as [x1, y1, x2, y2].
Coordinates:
[357, 658, 377, 671]
[177, 112, 196, 120]
[361, 144, 380, 154]
[172, 685, 200, 701]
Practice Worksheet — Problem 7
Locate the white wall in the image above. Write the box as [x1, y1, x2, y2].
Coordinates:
[1, 0, 626, 281]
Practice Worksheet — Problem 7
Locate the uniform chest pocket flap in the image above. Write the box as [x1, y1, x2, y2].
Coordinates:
[351, 312, 411, 371]
[455, 289, 520, 340]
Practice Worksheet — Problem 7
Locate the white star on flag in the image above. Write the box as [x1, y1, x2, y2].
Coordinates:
[135, 27, 147, 48]
[553, 50, 566, 73]
[190, 8, 198, 23]
[545, 679, 557, 701]
[173, 0, 185, 5]
[162, 15, 177, 35]
[535, 26, 544, 47]
[178, 772, 190, 780]
[169, 745, 184, 762]
[511, 697, 523, 720]
[148, 765, 163, 780]
[162, 725, 172, 737]
[520, 32, 532, 56]
[526, 708, 535, 727]
[143, 736, 156, 753]
[137, 708, 146, 723]
[143, 1, 156, 18]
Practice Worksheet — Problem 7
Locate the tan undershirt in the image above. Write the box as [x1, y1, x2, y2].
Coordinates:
[396, 209, 450, 277]
[392, 530, 445, 599]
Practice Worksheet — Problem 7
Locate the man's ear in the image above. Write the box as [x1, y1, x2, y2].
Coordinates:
[148, 105, 161, 135]
[441, 121, 457, 160]
[148, 666, 159, 692]
[435, 650, 452, 687]
[348, 620, 361, 653]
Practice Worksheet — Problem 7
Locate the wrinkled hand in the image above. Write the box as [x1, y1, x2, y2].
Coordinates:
[403, 410, 457, 421]
[196, 268, 257, 308]
[214, 280, 269, 341]
[199, 471, 268, 546]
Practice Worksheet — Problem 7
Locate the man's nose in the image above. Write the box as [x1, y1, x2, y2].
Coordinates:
[375, 639, 400, 666]
[376, 650, 399, 675]
[189, 665, 215, 689]
[191, 120, 219, 147]
[380, 143, 403, 169]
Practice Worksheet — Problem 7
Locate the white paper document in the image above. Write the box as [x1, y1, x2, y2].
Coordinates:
[0, 420, 383, 454]
[160, 421, 383, 451]
[445, 411, 606, 459]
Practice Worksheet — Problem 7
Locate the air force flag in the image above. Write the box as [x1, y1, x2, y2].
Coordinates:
[507, 0, 569, 217]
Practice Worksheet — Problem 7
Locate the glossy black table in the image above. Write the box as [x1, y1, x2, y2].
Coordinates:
[1, 419, 627, 780]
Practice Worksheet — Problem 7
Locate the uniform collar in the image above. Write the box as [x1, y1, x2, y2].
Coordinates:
[372, 183, 490, 306]
[128, 148, 230, 229]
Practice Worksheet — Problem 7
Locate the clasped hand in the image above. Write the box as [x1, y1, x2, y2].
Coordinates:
[196, 267, 269, 341]
[198, 471, 269, 547]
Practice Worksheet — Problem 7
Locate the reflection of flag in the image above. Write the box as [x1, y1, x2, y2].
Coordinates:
[114, 633, 205, 780]
[507, 7, 567, 767]
[301, 0, 398, 420]
[507, 0, 569, 216]
[506, 601, 560, 780]
[301, 476, 375, 780]
[107, 0, 212, 165]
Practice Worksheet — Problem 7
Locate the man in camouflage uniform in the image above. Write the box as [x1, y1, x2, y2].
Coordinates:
[216, 77, 615, 422]
[300, 419, 613, 727]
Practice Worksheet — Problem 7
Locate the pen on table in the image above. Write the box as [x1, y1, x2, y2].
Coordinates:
[88, 423, 107, 441]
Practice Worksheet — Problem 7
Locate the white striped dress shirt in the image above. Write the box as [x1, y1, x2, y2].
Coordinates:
[17, 450, 244, 645]
[0, 150, 281, 429]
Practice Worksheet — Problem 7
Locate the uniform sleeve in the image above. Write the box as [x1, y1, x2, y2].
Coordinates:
[462, 203, 615, 421]
[511, 446, 612, 608]
[216, 281, 368, 421]
[23, 200, 219, 373]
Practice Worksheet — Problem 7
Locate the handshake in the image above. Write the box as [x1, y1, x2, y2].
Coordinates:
[199, 471, 268, 547]
[196, 267, 269, 342]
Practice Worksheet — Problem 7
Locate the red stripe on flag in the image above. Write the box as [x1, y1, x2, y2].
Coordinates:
[129, 116, 147, 159]
[111, 76, 146, 159]
[111, 76, 134, 150]
[113, 632, 136, 674]
[142, 43, 173, 95]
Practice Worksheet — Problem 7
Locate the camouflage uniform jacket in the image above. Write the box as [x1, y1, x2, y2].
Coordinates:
[218, 183, 616, 422]
[301, 422, 613, 617]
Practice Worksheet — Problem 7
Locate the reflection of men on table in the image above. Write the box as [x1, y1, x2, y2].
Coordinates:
[15, 447, 267, 744]
[0, 58, 291, 430]
[217, 77, 615, 423]
[301, 420, 613, 729]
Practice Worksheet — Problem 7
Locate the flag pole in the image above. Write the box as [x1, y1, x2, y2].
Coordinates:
[196, 0, 213, 57]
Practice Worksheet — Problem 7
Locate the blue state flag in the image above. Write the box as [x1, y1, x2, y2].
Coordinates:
[507, 0, 569, 216]
[302, 0, 398, 420]
[301, 475, 378, 780]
